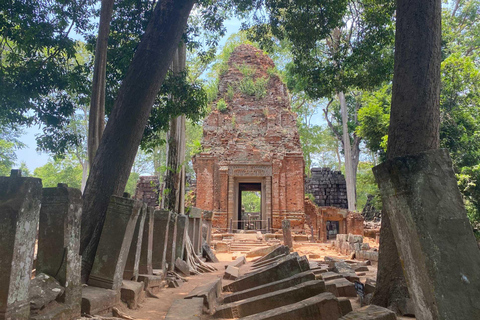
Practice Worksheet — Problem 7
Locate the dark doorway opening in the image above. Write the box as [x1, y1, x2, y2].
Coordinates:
[326, 220, 340, 240]
[238, 182, 261, 230]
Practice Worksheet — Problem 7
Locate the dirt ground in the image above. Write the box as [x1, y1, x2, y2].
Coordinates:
[121, 240, 415, 320]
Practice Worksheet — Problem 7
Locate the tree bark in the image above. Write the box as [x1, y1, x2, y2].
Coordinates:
[88, 0, 114, 169]
[80, 0, 195, 282]
[338, 91, 356, 211]
[372, 0, 441, 313]
[162, 43, 187, 213]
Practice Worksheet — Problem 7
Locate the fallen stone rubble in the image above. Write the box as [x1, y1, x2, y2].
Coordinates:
[166, 244, 397, 320]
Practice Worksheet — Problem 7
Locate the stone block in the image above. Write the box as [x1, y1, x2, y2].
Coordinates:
[325, 278, 357, 297]
[81, 286, 119, 316]
[88, 196, 142, 290]
[152, 209, 171, 271]
[29, 273, 64, 312]
[237, 292, 341, 320]
[202, 242, 219, 262]
[121, 280, 144, 309]
[321, 272, 344, 281]
[333, 262, 355, 274]
[293, 235, 308, 242]
[224, 266, 240, 280]
[374, 149, 480, 319]
[281, 220, 293, 248]
[340, 305, 396, 319]
[325, 282, 339, 297]
[223, 271, 316, 304]
[175, 214, 188, 261]
[336, 234, 348, 242]
[165, 212, 178, 271]
[0, 170, 42, 320]
[165, 297, 203, 320]
[124, 203, 147, 281]
[252, 254, 287, 270]
[36, 184, 82, 318]
[137, 274, 164, 294]
[338, 297, 353, 316]
[223, 255, 305, 293]
[365, 278, 376, 295]
[215, 241, 230, 253]
[229, 255, 246, 268]
[354, 266, 369, 272]
[175, 258, 190, 276]
[138, 207, 154, 275]
[214, 280, 326, 319]
[246, 244, 280, 258]
[254, 245, 290, 265]
[247, 253, 299, 274]
[185, 278, 222, 312]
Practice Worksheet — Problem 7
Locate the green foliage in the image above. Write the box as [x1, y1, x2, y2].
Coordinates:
[33, 156, 83, 189]
[236, 63, 256, 77]
[242, 191, 261, 212]
[226, 84, 235, 101]
[356, 162, 381, 211]
[0, 1, 95, 154]
[239, 76, 268, 99]
[216, 98, 228, 112]
[0, 125, 26, 175]
[356, 84, 391, 160]
[124, 172, 140, 196]
[141, 70, 208, 152]
[305, 193, 315, 202]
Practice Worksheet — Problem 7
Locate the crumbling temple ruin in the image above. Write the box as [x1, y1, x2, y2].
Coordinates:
[194, 45, 305, 231]
[305, 168, 348, 209]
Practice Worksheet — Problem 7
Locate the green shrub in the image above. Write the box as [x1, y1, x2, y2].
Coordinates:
[239, 76, 268, 100]
[226, 84, 235, 100]
[216, 98, 227, 112]
[236, 63, 256, 77]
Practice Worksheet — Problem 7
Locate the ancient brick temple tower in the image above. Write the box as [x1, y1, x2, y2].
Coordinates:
[193, 44, 305, 231]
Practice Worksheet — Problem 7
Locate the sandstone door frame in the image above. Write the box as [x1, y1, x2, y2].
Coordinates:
[227, 165, 272, 232]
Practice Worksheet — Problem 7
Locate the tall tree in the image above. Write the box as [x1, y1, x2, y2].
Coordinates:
[80, 0, 195, 281]
[371, 0, 441, 313]
[163, 43, 187, 213]
[88, 0, 115, 171]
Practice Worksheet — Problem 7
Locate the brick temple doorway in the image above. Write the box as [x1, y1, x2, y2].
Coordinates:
[232, 177, 270, 232]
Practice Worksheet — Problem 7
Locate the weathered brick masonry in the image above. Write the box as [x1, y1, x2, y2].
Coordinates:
[193, 44, 305, 230]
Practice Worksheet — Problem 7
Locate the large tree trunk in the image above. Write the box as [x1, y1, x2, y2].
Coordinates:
[88, 0, 114, 168]
[372, 0, 441, 314]
[162, 43, 187, 213]
[338, 91, 356, 211]
[80, 0, 195, 282]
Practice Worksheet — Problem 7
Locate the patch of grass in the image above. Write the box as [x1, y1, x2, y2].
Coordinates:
[239, 76, 268, 100]
[236, 62, 256, 77]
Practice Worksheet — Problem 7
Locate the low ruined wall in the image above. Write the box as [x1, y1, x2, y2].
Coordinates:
[304, 197, 364, 242]
[305, 167, 347, 208]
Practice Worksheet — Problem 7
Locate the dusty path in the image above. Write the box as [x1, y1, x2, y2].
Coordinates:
[122, 261, 227, 320]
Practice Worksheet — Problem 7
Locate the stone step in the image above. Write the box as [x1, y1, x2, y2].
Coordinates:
[237, 292, 342, 320]
[215, 280, 326, 318]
